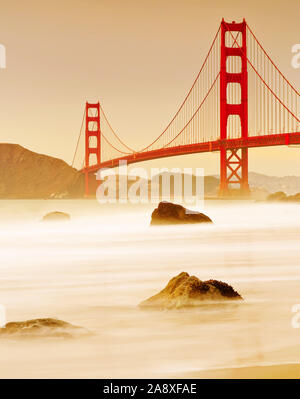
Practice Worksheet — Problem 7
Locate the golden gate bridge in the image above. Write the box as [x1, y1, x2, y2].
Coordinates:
[72, 19, 300, 197]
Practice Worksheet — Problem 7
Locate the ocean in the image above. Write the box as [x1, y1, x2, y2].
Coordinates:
[0, 199, 299, 378]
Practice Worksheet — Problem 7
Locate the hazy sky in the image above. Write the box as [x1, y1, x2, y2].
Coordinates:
[0, 0, 299, 176]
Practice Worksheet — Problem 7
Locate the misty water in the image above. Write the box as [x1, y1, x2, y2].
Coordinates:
[0, 199, 300, 378]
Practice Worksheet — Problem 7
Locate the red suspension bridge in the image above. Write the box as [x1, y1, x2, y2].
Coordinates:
[72, 19, 300, 197]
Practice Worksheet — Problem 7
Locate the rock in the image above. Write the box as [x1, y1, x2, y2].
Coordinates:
[42, 211, 70, 222]
[267, 191, 300, 202]
[150, 202, 212, 225]
[139, 272, 242, 309]
[267, 191, 287, 201]
[287, 193, 300, 202]
[0, 318, 88, 338]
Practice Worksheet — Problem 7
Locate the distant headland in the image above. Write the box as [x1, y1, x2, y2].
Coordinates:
[1, 143, 300, 200]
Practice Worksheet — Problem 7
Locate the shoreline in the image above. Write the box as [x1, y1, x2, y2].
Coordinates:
[172, 363, 300, 379]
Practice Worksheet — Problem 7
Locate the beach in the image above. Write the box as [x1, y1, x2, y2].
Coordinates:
[0, 199, 299, 378]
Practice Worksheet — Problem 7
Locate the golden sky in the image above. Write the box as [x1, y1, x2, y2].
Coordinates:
[0, 0, 299, 176]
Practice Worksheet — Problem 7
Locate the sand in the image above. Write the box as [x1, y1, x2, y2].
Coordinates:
[176, 363, 300, 379]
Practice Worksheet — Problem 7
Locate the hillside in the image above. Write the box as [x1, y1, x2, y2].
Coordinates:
[0, 144, 84, 198]
[249, 172, 300, 195]
[0, 144, 219, 199]
[2, 143, 300, 199]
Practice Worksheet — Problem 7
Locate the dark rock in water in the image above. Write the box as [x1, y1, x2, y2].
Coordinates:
[139, 272, 242, 309]
[42, 211, 70, 222]
[151, 202, 212, 225]
[0, 318, 88, 338]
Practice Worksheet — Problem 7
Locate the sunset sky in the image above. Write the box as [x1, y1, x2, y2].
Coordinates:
[0, 0, 299, 176]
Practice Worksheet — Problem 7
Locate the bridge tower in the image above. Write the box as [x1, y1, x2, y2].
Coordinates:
[219, 19, 250, 196]
[85, 102, 101, 196]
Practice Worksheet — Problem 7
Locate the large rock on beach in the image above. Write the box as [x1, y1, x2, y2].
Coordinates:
[0, 318, 88, 338]
[139, 272, 242, 309]
[150, 201, 212, 225]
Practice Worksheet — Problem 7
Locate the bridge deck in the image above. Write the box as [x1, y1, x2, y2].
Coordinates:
[82, 132, 300, 173]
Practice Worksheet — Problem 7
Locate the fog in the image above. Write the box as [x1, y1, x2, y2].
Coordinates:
[0, 200, 299, 378]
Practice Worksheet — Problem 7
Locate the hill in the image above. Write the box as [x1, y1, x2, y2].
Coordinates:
[248, 172, 300, 195]
[1, 143, 299, 199]
[0, 144, 84, 198]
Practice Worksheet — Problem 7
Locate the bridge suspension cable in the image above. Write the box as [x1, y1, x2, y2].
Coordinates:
[134, 25, 221, 153]
[100, 106, 136, 153]
[161, 72, 220, 149]
[75, 19, 300, 179]
[71, 109, 85, 168]
[246, 23, 299, 97]
[71, 105, 136, 169]
[224, 22, 299, 138]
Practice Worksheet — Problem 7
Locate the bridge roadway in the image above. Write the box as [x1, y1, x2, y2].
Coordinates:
[82, 132, 300, 173]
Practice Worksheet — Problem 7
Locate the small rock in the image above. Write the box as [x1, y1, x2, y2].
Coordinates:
[0, 318, 88, 338]
[42, 211, 70, 222]
[139, 272, 242, 309]
[151, 201, 212, 225]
